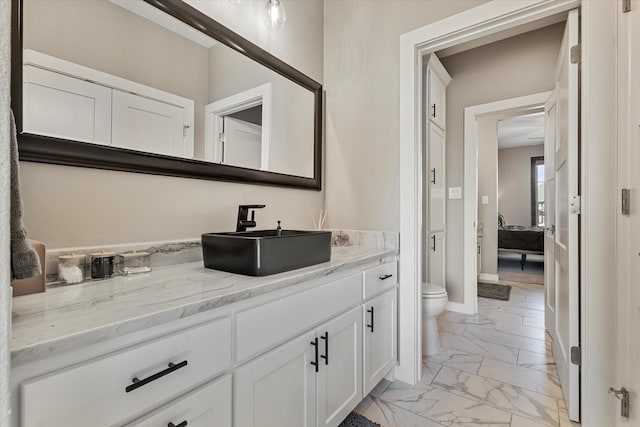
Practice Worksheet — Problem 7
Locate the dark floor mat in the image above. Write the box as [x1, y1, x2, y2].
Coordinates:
[339, 412, 382, 427]
[478, 282, 512, 300]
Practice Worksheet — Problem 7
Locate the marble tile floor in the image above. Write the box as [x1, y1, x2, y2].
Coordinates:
[354, 282, 580, 427]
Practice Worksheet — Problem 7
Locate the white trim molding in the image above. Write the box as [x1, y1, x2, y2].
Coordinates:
[204, 83, 272, 171]
[398, 0, 579, 386]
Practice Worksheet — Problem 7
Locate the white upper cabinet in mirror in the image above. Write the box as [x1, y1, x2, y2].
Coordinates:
[20, 0, 317, 180]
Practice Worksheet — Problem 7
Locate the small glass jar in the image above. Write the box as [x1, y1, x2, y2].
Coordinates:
[117, 251, 151, 275]
[89, 251, 116, 280]
[57, 253, 86, 285]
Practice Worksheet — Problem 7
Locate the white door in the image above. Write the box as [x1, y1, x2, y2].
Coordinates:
[552, 9, 580, 422]
[544, 94, 557, 338]
[429, 123, 446, 232]
[428, 231, 445, 288]
[316, 307, 363, 427]
[112, 90, 193, 158]
[363, 289, 397, 396]
[619, 1, 640, 424]
[223, 116, 262, 170]
[234, 331, 316, 427]
[22, 65, 112, 144]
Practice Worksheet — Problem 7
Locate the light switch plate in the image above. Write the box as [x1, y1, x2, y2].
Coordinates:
[449, 187, 462, 199]
[482, 196, 489, 205]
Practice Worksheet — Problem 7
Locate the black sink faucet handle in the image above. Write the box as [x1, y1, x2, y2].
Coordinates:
[237, 205, 265, 232]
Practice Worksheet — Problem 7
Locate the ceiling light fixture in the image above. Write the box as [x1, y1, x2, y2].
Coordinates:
[264, 0, 286, 29]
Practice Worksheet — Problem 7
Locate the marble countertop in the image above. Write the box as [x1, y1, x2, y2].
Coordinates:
[11, 246, 396, 364]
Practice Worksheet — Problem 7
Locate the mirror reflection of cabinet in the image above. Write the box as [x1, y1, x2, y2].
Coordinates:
[22, 50, 195, 158]
[425, 54, 451, 289]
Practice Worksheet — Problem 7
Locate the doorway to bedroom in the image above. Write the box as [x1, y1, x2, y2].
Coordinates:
[496, 112, 546, 287]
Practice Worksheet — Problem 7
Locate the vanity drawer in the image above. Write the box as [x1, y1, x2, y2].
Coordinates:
[21, 317, 232, 427]
[362, 261, 397, 300]
[128, 374, 232, 427]
[236, 273, 361, 362]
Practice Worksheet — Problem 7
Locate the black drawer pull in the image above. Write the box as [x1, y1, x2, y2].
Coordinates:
[310, 337, 319, 372]
[125, 360, 188, 393]
[168, 422, 188, 427]
[367, 307, 375, 333]
[379, 274, 393, 281]
[320, 331, 329, 365]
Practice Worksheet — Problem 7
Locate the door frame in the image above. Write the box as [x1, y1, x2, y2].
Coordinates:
[461, 91, 550, 315]
[204, 82, 272, 169]
[399, 1, 619, 425]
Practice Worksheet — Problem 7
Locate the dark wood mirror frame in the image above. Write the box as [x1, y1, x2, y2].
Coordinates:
[11, 0, 323, 190]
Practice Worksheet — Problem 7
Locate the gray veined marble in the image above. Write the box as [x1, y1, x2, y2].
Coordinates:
[12, 246, 396, 365]
[44, 239, 203, 281]
[433, 366, 560, 427]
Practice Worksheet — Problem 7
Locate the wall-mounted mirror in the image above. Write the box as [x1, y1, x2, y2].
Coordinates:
[11, 0, 322, 189]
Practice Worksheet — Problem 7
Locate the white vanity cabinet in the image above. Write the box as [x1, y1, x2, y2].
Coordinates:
[128, 375, 232, 427]
[362, 289, 397, 396]
[235, 307, 363, 427]
[20, 317, 232, 427]
[12, 256, 398, 427]
[428, 123, 446, 232]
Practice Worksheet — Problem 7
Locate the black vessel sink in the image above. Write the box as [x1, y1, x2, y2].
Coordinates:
[201, 230, 332, 276]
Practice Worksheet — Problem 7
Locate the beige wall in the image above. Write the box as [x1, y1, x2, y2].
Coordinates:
[323, 0, 488, 231]
[498, 144, 545, 227]
[440, 23, 562, 303]
[19, 0, 324, 248]
[477, 117, 498, 276]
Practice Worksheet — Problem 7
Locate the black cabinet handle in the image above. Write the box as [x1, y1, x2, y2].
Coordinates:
[431, 235, 436, 251]
[125, 360, 188, 393]
[310, 337, 319, 372]
[320, 331, 329, 365]
[367, 307, 375, 333]
[379, 274, 393, 281]
[432, 103, 436, 118]
[431, 168, 436, 184]
[168, 422, 188, 427]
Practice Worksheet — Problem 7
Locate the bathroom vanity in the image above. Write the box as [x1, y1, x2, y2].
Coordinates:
[9, 246, 398, 427]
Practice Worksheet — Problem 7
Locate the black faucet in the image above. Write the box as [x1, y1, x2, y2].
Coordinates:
[236, 205, 265, 232]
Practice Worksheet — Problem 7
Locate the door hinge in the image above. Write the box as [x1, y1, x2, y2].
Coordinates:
[622, 189, 631, 215]
[570, 195, 581, 215]
[570, 45, 581, 64]
[623, 0, 631, 13]
[570, 346, 581, 365]
[183, 124, 190, 137]
[609, 387, 630, 418]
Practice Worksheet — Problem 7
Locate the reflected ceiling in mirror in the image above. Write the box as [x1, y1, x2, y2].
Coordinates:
[13, 0, 322, 188]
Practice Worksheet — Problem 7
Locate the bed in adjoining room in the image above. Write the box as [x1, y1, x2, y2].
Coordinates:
[498, 224, 544, 270]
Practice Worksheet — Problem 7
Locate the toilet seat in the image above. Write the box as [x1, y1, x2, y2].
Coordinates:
[422, 283, 447, 298]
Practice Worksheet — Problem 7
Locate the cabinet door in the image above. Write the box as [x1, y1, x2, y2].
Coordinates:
[128, 375, 231, 427]
[428, 68, 446, 129]
[234, 331, 316, 427]
[22, 65, 112, 144]
[317, 307, 363, 427]
[428, 123, 446, 232]
[112, 89, 193, 158]
[428, 231, 446, 288]
[363, 289, 396, 396]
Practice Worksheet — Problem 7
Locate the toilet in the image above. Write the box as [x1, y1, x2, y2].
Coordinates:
[421, 283, 448, 357]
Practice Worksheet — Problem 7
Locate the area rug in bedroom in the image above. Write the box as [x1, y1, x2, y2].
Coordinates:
[478, 282, 512, 300]
[339, 412, 381, 427]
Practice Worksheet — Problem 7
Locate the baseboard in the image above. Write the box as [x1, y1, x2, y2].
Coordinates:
[478, 273, 500, 283]
[446, 301, 475, 314]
